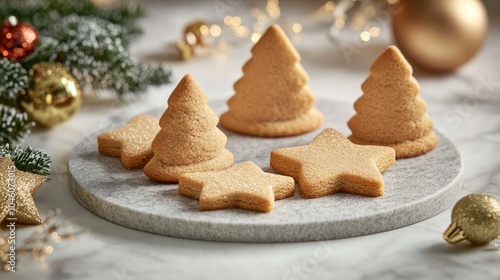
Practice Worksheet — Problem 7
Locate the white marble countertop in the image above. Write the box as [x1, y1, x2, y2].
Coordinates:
[6, 1, 500, 279]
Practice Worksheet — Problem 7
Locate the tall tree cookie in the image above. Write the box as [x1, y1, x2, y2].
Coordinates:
[144, 74, 234, 183]
[348, 45, 438, 158]
[220, 24, 323, 137]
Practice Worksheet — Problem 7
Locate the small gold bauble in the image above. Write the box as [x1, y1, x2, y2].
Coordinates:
[184, 21, 209, 47]
[19, 62, 82, 127]
[176, 40, 194, 60]
[443, 194, 500, 245]
[392, 0, 488, 72]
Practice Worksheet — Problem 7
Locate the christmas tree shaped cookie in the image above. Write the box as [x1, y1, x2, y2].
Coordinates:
[220, 24, 323, 137]
[144, 74, 234, 182]
[348, 45, 438, 158]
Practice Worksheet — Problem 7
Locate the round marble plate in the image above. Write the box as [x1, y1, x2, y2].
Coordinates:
[68, 99, 463, 242]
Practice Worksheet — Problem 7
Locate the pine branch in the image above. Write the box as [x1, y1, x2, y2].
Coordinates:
[87, 55, 171, 96]
[0, 145, 51, 177]
[21, 37, 60, 70]
[0, 0, 145, 37]
[3, 0, 171, 99]
[0, 59, 29, 107]
[0, 105, 34, 146]
[39, 15, 171, 96]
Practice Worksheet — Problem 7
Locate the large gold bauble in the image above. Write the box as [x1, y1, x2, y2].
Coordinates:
[19, 62, 82, 127]
[392, 0, 488, 72]
[443, 194, 500, 245]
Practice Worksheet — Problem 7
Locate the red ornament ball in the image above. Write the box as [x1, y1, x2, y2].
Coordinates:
[0, 16, 38, 61]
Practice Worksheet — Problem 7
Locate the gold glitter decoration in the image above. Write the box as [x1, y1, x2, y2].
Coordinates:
[0, 157, 45, 225]
[98, 115, 160, 170]
[1, 209, 87, 272]
[179, 161, 295, 212]
[270, 128, 396, 198]
[0, 231, 9, 271]
[443, 194, 500, 245]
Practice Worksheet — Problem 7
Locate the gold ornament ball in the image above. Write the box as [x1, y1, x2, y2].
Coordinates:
[19, 62, 82, 127]
[392, 0, 488, 72]
[443, 194, 500, 245]
[184, 20, 209, 47]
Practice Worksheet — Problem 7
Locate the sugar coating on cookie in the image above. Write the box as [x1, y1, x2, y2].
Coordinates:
[97, 114, 160, 169]
[220, 24, 323, 137]
[270, 129, 395, 199]
[179, 161, 295, 212]
[143, 74, 234, 183]
[348, 45, 438, 158]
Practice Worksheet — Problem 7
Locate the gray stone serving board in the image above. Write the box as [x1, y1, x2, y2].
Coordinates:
[68, 99, 463, 242]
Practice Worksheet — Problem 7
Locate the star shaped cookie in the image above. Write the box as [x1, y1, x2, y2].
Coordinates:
[179, 161, 295, 212]
[270, 129, 395, 198]
[98, 115, 160, 169]
[0, 157, 46, 224]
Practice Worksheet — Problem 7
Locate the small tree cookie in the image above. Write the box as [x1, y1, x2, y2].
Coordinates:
[220, 24, 323, 137]
[348, 45, 438, 158]
[144, 74, 234, 182]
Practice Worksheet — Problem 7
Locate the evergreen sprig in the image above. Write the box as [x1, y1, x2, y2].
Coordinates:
[0, 0, 170, 174]
[0, 59, 29, 106]
[32, 15, 172, 96]
[0, 0, 145, 37]
[2, 0, 171, 98]
[0, 145, 51, 178]
[0, 105, 34, 146]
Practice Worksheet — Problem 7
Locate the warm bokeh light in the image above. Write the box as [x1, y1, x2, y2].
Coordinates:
[210, 24, 222, 37]
[292, 23, 302, 33]
[360, 31, 371, 41]
[199, 24, 209, 36]
[369, 27, 380, 37]
[334, 18, 345, 29]
[185, 32, 197, 45]
[266, 0, 281, 18]
[251, 33, 261, 43]
[325, 1, 335, 11]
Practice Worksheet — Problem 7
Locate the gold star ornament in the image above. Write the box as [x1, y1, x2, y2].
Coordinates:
[179, 161, 295, 212]
[270, 129, 396, 198]
[0, 157, 46, 225]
